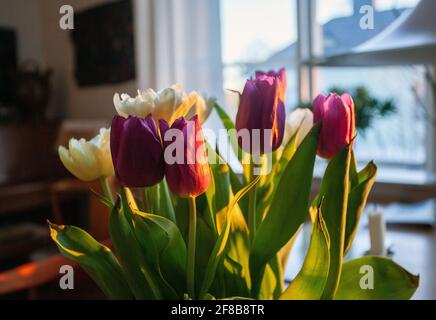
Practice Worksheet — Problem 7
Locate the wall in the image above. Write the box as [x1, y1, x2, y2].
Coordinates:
[0, 0, 44, 64]
[38, 0, 137, 119]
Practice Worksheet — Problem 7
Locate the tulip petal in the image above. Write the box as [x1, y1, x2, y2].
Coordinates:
[111, 115, 165, 187]
[164, 115, 210, 198]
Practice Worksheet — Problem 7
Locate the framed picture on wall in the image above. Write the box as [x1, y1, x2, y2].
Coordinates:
[71, 0, 135, 86]
[0, 28, 17, 105]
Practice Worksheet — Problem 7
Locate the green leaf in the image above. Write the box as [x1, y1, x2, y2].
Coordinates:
[199, 176, 261, 299]
[318, 145, 351, 299]
[258, 263, 277, 300]
[220, 229, 251, 298]
[275, 128, 299, 176]
[214, 102, 244, 163]
[249, 124, 320, 298]
[132, 210, 186, 298]
[268, 255, 284, 299]
[256, 127, 299, 220]
[349, 150, 359, 189]
[174, 197, 190, 243]
[109, 196, 162, 299]
[334, 256, 419, 300]
[159, 179, 177, 223]
[205, 143, 232, 233]
[220, 254, 250, 298]
[90, 188, 113, 208]
[280, 207, 330, 300]
[278, 225, 302, 272]
[204, 169, 218, 232]
[344, 160, 377, 255]
[195, 215, 219, 295]
[216, 146, 248, 221]
[48, 221, 133, 299]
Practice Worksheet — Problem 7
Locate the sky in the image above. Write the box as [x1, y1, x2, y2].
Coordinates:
[220, 0, 420, 64]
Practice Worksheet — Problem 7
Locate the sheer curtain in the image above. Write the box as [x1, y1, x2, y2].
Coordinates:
[133, 0, 238, 169]
[133, 0, 224, 102]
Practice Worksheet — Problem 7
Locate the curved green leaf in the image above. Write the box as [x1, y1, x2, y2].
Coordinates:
[109, 196, 162, 299]
[334, 256, 419, 300]
[220, 254, 250, 298]
[158, 179, 176, 223]
[213, 102, 244, 163]
[205, 143, 232, 233]
[319, 145, 351, 299]
[249, 124, 320, 298]
[258, 263, 277, 300]
[220, 229, 251, 298]
[280, 208, 330, 300]
[344, 160, 377, 255]
[48, 221, 133, 300]
[132, 211, 186, 298]
[199, 176, 260, 299]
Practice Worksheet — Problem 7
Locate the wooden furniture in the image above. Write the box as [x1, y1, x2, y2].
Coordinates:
[0, 120, 109, 263]
[0, 239, 111, 299]
[50, 178, 111, 240]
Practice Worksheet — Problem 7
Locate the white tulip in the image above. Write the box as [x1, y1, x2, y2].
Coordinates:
[285, 108, 314, 147]
[58, 128, 114, 181]
[114, 84, 211, 124]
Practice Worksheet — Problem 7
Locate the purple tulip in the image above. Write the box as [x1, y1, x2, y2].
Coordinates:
[110, 114, 165, 187]
[313, 93, 355, 159]
[159, 115, 210, 198]
[235, 74, 286, 154]
[255, 68, 287, 102]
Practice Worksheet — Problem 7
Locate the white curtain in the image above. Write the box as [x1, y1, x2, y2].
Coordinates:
[133, 0, 238, 169]
[133, 0, 224, 102]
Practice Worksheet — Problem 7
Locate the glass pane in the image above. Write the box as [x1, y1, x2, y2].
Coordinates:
[314, 0, 425, 167]
[220, 0, 298, 114]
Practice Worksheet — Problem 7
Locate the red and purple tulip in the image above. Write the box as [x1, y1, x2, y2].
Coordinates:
[313, 93, 355, 159]
[235, 72, 286, 155]
[110, 114, 165, 187]
[159, 115, 210, 198]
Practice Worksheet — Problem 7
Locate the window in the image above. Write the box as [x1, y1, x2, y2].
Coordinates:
[220, 0, 298, 119]
[314, 0, 426, 167]
[220, 0, 427, 169]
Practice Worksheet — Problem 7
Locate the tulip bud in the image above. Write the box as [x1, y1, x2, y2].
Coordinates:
[159, 115, 210, 198]
[58, 128, 114, 181]
[110, 114, 165, 187]
[235, 74, 286, 154]
[255, 68, 287, 102]
[313, 93, 355, 159]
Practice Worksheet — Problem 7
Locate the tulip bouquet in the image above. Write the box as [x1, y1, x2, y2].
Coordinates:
[50, 73, 419, 300]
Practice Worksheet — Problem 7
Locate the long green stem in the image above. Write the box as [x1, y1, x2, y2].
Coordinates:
[248, 160, 257, 246]
[99, 177, 114, 204]
[187, 196, 197, 298]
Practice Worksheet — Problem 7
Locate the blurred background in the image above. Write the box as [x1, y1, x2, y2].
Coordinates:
[0, 0, 435, 299]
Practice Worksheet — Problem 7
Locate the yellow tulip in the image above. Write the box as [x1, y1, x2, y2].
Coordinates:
[113, 84, 211, 124]
[58, 128, 114, 181]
